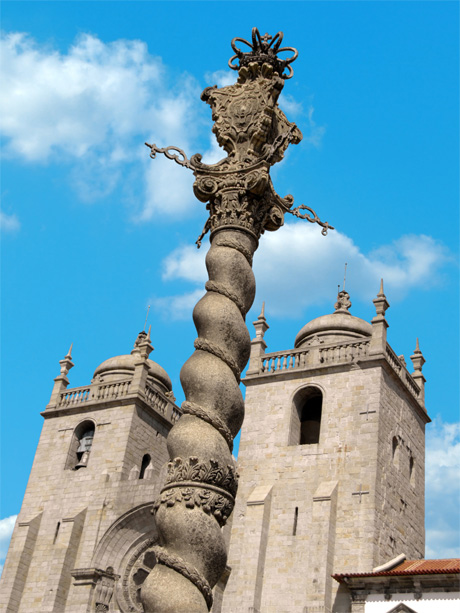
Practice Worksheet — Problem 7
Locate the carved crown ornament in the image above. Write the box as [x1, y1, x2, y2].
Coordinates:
[145, 27, 334, 245]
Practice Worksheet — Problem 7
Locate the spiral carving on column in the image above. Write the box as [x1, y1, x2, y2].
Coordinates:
[142, 28, 330, 612]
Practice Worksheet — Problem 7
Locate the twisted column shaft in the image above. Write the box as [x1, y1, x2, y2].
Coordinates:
[142, 228, 257, 612]
[141, 27, 311, 612]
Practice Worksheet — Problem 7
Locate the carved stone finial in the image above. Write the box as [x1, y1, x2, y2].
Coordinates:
[411, 338, 425, 371]
[59, 344, 74, 377]
[334, 290, 352, 313]
[131, 330, 154, 360]
[253, 302, 269, 340]
[410, 338, 426, 405]
[373, 278, 390, 317]
[228, 27, 298, 80]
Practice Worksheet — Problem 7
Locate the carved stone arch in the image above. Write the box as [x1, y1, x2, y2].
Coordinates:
[92, 502, 160, 613]
[387, 603, 418, 613]
[288, 383, 325, 446]
[65, 418, 97, 470]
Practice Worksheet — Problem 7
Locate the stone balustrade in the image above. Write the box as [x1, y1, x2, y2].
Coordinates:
[59, 380, 132, 406]
[144, 383, 168, 416]
[247, 338, 422, 404]
[55, 378, 181, 424]
[319, 339, 370, 365]
[261, 348, 309, 373]
[386, 343, 420, 400]
[96, 380, 131, 400]
[59, 385, 93, 406]
[385, 343, 402, 374]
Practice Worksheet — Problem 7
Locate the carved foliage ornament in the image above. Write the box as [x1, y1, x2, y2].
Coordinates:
[153, 457, 238, 526]
[164, 456, 238, 496]
[146, 27, 333, 244]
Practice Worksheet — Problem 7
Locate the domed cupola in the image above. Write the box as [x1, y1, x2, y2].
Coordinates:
[294, 290, 372, 348]
[93, 330, 172, 394]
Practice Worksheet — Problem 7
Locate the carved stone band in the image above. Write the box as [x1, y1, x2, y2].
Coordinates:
[153, 547, 213, 610]
[205, 280, 246, 317]
[212, 235, 254, 265]
[154, 485, 235, 527]
[181, 400, 234, 451]
[164, 457, 238, 497]
[194, 337, 241, 381]
[161, 481, 235, 503]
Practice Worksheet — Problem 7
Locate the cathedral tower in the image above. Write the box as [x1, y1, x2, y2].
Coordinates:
[0, 331, 181, 613]
[220, 283, 430, 613]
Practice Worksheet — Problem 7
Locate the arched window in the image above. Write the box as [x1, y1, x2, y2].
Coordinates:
[392, 436, 402, 469]
[139, 454, 151, 480]
[409, 454, 415, 486]
[290, 386, 323, 445]
[65, 420, 95, 470]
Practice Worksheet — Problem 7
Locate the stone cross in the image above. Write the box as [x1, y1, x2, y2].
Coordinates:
[352, 484, 370, 503]
[359, 405, 376, 420]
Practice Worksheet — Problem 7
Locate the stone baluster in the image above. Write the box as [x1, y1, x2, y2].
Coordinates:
[369, 279, 390, 356]
[410, 338, 426, 405]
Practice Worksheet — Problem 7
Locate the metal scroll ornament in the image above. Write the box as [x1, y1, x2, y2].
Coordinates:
[142, 28, 333, 613]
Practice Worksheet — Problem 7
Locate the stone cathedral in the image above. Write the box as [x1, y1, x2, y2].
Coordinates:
[2, 26, 459, 613]
[5, 283, 457, 613]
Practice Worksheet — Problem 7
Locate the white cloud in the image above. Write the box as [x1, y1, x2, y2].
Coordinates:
[0, 515, 17, 575]
[425, 417, 460, 558]
[303, 105, 325, 147]
[152, 288, 205, 321]
[162, 244, 207, 284]
[0, 32, 325, 220]
[140, 155, 196, 220]
[1, 33, 160, 160]
[205, 69, 236, 88]
[0, 211, 20, 233]
[155, 222, 450, 319]
[0, 32, 203, 219]
[279, 93, 303, 117]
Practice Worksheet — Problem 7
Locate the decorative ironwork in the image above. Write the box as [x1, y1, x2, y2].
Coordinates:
[145, 27, 332, 245]
[145, 144, 193, 169]
[288, 204, 334, 235]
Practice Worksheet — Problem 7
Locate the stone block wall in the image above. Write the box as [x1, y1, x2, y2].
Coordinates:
[220, 356, 428, 613]
[374, 367, 426, 564]
[0, 394, 173, 613]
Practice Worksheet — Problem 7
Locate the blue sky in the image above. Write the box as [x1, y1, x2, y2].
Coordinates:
[1, 1, 459, 571]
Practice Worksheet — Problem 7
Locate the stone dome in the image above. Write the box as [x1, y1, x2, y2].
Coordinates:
[294, 291, 372, 348]
[93, 332, 172, 393]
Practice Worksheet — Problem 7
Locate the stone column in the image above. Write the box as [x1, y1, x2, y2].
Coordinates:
[142, 28, 331, 613]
